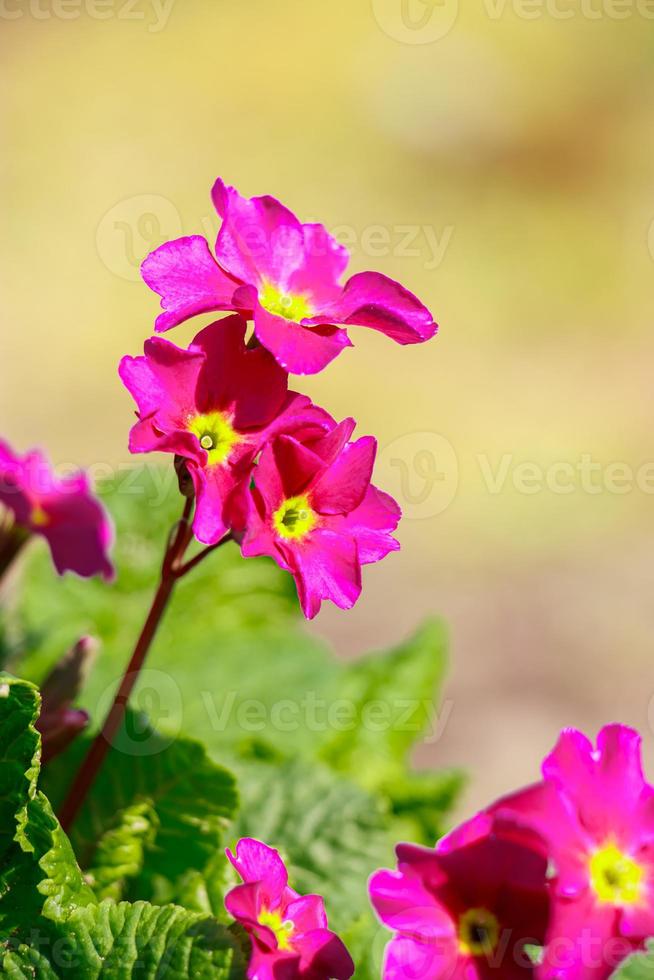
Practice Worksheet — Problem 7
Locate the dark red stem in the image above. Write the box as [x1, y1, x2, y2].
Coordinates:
[58, 498, 200, 833]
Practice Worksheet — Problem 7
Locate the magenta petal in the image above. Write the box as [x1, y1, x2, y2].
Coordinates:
[40, 477, 114, 581]
[287, 223, 349, 305]
[383, 937, 458, 980]
[306, 418, 357, 465]
[141, 236, 238, 332]
[539, 894, 631, 980]
[324, 271, 437, 345]
[120, 338, 204, 427]
[369, 868, 452, 939]
[296, 929, 354, 980]
[284, 895, 328, 934]
[331, 486, 401, 564]
[191, 316, 289, 429]
[254, 306, 352, 375]
[212, 178, 305, 287]
[270, 436, 326, 499]
[224, 881, 262, 931]
[190, 464, 241, 546]
[286, 529, 362, 620]
[226, 838, 289, 909]
[311, 436, 377, 515]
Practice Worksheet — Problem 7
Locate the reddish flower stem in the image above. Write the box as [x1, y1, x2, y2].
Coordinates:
[58, 498, 230, 833]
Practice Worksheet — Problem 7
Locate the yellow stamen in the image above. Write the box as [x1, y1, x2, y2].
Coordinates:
[187, 411, 241, 467]
[273, 495, 317, 541]
[30, 505, 50, 528]
[590, 843, 644, 906]
[258, 908, 295, 951]
[458, 908, 500, 957]
[259, 282, 313, 322]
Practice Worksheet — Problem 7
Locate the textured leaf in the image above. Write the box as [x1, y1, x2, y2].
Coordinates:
[1, 900, 246, 979]
[86, 801, 158, 902]
[231, 759, 393, 933]
[610, 943, 654, 979]
[41, 713, 238, 903]
[0, 675, 41, 861]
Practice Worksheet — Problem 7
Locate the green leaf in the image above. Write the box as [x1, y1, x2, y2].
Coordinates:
[41, 713, 239, 904]
[383, 769, 466, 845]
[1, 900, 246, 979]
[0, 675, 41, 861]
[320, 620, 450, 788]
[86, 801, 159, 902]
[11, 467, 337, 763]
[231, 759, 394, 934]
[610, 942, 654, 978]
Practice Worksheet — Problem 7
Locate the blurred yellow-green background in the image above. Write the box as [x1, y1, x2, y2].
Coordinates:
[3, 0, 654, 812]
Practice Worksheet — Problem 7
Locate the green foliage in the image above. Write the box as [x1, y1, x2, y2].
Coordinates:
[611, 944, 654, 979]
[1, 468, 462, 979]
[2, 901, 246, 979]
[232, 759, 393, 934]
[42, 713, 238, 905]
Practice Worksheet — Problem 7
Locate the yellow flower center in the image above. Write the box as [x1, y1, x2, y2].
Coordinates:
[187, 411, 241, 467]
[458, 908, 500, 957]
[258, 908, 295, 951]
[273, 495, 317, 541]
[590, 843, 644, 906]
[30, 505, 50, 528]
[259, 282, 313, 322]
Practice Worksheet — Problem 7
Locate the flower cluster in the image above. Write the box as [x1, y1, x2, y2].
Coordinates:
[122, 177, 437, 617]
[370, 724, 654, 979]
[225, 838, 354, 980]
[0, 440, 113, 582]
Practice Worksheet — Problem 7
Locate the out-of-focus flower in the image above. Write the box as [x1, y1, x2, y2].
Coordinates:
[369, 814, 550, 980]
[38, 635, 97, 764]
[225, 837, 354, 980]
[141, 177, 438, 375]
[493, 724, 654, 979]
[119, 315, 331, 545]
[236, 421, 400, 618]
[0, 440, 114, 581]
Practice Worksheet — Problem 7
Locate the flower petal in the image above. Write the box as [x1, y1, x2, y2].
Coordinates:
[226, 838, 289, 910]
[311, 436, 377, 515]
[191, 315, 288, 430]
[322, 271, 437, 345]
[284, 528, 361, 620]
[254, 306, 352, 375]
[141, 236, 238, 332]
[212, 178, 305, 288]
[330, 486, 401, 564]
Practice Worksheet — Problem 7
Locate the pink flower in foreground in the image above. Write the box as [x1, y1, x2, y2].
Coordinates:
[0, 440, 113, 580]
[492, 725, 654, 979]
[235, 421, 400, 618]
[225, 838, 354, 980]
[369, 815, 550, 980]
[141, 177, 438, 375]
[119, 315, 331, 545]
